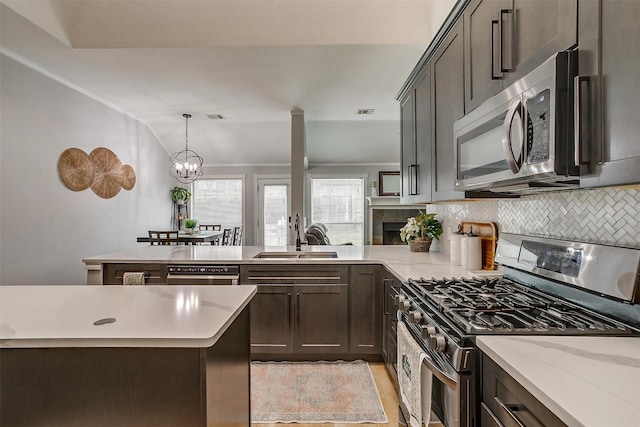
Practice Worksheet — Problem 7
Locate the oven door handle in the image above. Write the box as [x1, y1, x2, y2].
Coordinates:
[422, 354, 459, 390]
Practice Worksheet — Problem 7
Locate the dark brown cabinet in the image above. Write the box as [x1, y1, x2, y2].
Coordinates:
[103, 263, 167, 285]
[481, 352, 566, 426]
[464, 0, 503, 112]
[349, 265, 383, 354]
[503, 0, 577, 88]
[400, 67, 433, 204]
[580, 0, 640, 188]
[399, 18, 465, 204]
[432, 20, 465, 201]
[249, 285, 293, 353]
[242, 265, 349, 356]
[400, 90, 416, 203]
[464, 0, 577, 113]
[382, 270, 400, 384]
[296, 284, 349, 353]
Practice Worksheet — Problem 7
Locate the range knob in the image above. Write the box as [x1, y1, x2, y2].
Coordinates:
[395, 295, 411, 311]
[420, 325, 436, 340]
[428, 334, 447, 352]
[408, 310, 423, 324]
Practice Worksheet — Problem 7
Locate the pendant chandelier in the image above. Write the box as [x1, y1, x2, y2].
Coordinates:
[169, 113, 203, 184]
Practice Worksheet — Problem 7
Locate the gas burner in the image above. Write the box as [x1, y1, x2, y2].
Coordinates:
[403, 273, 639, 337]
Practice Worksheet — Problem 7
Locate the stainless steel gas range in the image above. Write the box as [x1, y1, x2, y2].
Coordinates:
[397, 233, 640, 427]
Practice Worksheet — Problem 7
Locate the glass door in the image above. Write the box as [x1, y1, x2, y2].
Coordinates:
[257, 179, 290, 246]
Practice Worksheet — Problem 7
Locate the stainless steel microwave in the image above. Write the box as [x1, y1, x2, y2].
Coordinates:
[453, 51, 582, 193]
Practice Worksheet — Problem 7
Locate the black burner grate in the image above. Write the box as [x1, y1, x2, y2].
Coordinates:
[405, 276, 632, 335]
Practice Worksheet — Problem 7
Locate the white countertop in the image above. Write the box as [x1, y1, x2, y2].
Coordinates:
[477, 336, 640, 427]
[0, 285, 256, 348]
[83, 245, 500, 282]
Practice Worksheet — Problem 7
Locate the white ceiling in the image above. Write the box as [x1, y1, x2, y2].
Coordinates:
[0, 0, 456, 166]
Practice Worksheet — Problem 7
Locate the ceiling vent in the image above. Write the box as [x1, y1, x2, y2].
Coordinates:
[357, 108, 375, 115]
[206, 114, 225, 120]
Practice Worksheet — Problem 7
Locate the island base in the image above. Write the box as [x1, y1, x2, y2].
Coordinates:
[0, 306, 250, 427]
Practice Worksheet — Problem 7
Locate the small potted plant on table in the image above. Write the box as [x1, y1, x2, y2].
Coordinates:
[183, 218, 198, 234]
[400, 211, 443, 252]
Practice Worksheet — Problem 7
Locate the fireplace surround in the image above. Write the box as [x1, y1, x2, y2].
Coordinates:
[371, 208, 421, 245]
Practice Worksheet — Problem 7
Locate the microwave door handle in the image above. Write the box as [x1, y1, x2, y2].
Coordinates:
[502, 100, 523, 174]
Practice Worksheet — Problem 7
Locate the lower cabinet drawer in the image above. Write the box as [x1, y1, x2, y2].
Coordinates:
[241, 265, 348, 285]
[482, 354, 566, 427]
[481, 402, 504, 427]
[103, 263, 167, 285]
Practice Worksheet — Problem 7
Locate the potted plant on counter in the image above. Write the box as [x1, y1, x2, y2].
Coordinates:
[184, 218, 198, 234]
[400, 211, 443, 252]
[171, 186, 191, 204]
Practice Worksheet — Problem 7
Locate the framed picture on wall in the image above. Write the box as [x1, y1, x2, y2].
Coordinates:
[379, 171, 400, 196]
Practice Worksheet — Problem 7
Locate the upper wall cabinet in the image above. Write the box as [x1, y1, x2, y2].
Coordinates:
[432, 20, 465, 201]
[400, 67, 433, 204]
[463, 0, 503, 112]
[464, 0, 578, 113]
[579, 0, 640, 188]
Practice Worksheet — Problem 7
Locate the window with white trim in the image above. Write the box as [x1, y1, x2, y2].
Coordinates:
[310, 177, 364, 245]
[192, 178, 243, 231]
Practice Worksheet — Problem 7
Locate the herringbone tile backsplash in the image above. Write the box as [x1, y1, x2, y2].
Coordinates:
[425, 188, 640, 254]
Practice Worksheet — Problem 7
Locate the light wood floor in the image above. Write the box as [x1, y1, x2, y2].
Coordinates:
[251, 362, 399, 427]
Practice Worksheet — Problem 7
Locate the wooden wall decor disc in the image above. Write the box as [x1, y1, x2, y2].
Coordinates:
[115, 164, 136, 190]
[89, 147, 123, 199]
[57, 148, 96, 191]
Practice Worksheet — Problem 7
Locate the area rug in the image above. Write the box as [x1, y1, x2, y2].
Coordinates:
[251, 360, 388, 424]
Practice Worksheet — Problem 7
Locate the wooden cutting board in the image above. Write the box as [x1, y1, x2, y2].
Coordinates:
[460, 221, 498, 270]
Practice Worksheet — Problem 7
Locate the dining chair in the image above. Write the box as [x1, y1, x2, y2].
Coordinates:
[148, 230, 180, 245]
[221, 228, 232, 246]
[199, 224, 221, 231]
[199, 224, 222, 245]
[232, 226, 243, 246]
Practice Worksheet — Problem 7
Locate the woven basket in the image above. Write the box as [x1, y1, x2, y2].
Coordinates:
[409, 238, 432, 252]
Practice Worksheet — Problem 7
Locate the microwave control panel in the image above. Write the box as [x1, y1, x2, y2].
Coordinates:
[526, 89, 551, 163]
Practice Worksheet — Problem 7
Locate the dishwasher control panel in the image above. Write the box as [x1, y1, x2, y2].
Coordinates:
[168, 265, 239, 276]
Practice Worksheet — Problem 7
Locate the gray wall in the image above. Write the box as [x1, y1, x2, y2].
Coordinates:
[0, 55, 173, 285]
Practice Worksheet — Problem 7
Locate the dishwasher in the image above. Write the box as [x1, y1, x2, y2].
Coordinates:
[166, 265, 239, 285]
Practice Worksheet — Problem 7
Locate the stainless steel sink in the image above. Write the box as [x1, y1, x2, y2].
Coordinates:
[253, 251, 338, 259]
[297, 252, 338, 258]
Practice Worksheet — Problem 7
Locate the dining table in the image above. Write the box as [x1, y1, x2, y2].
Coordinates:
[137, 230, 223, 245]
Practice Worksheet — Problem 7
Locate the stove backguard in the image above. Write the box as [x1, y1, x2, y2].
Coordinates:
[495, 233, 640, 304]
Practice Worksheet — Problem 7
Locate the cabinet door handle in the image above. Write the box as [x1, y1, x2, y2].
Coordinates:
[495, 397, 545, 427]
[288, 292, 293, 327]
[500, 8, 514, 72]
[408, 164, 418, 195]
[574, 75, 593, 166]
[490, 20, 502, 80]
[480, 402, 505, 427]
[296, 292, 300, 326]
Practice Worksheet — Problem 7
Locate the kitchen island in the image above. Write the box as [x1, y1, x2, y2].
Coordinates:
[83, 244, 488, 285]
[0, 284, 256, 427]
